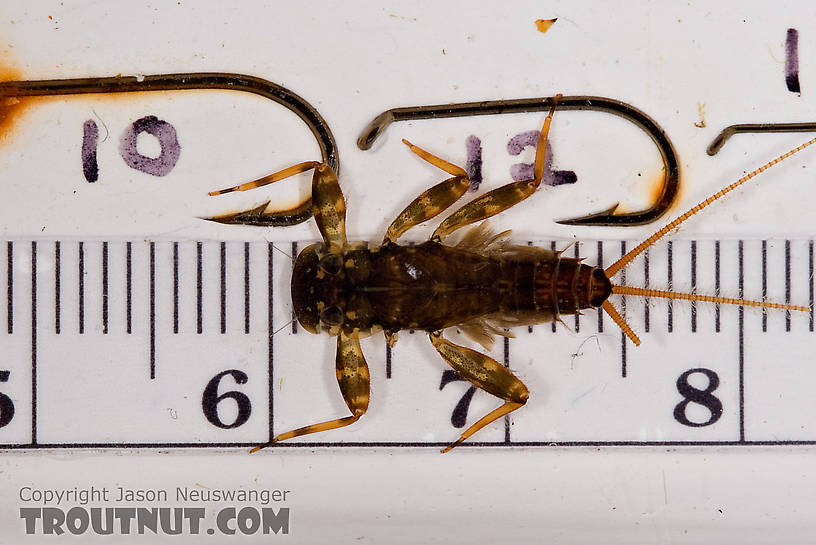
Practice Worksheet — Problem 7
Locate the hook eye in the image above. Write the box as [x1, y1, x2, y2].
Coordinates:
[357, 95, 679, 226]
[707, 122, 816, 155]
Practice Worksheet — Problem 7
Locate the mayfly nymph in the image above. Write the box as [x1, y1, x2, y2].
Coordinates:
[209, 98, 812, 453]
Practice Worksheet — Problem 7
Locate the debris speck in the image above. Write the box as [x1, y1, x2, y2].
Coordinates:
[535, 18, 557, 34]
[694, 102, 706, 128]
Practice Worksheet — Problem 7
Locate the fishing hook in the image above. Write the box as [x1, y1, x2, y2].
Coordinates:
[707, 121, 816, 155]
[0, 72, 338, 226]
[357, 96, 679, 226]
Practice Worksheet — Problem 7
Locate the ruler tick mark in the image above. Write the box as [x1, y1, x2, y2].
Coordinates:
[197, 241, 203, 334]
[597, 241, 603, 333]
[551, 241, 557, 333]
[785, 239, 791, 332]
[54, 241, 60, 335]
[31, 241, 37, 445]
[574, 242, 581, 332]
[220, 241, 227, 334]
[244, 242, 250, 335]
[102, 241, 108, 334]
[173, 242, 179, 334]
[528, 241, 534, 333]
[715, 240, 721, 333]
[6, 241, 11, 335]
[573, 240, 581, 333]
[268, 242, 275, 441]
[762, 240, 768, 332]
[809, 240, 814, 332]
[620, 241, 627, 378]
[739, 240, 745, 443]
[691, 240, 697, 333]
[503, 336, 511, 443]
[291, 241, 298, 335]
[644, 248, 650, 332]
[78, 241, 85, 334]
[150, 241, 156, 380]
[667, 240, 673, 333]
[126, 242, 132, 334]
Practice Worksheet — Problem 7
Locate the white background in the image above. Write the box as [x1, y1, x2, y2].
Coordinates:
[1, 1, 816, 543]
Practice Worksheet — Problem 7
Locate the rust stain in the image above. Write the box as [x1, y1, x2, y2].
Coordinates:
[618, 170, 675, 216]
[0, 65, 32, 145]
[644, 168, 682, 217]
[535, 18, 557, 34]
[646, 172, 667, 211]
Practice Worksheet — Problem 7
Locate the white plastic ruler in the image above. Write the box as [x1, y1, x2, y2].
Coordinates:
[0, 236, 811, 449]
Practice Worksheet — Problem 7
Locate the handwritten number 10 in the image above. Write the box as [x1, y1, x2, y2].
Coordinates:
[82, 116, 181, 183]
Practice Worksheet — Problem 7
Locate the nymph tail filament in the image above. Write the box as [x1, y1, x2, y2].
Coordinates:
[601, 135, 816, 345]
[611, 285, 809, 313]
[601, 300, 641, 346]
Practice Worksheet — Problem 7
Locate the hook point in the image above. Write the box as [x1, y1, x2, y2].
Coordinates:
[555, 203, 621, 226]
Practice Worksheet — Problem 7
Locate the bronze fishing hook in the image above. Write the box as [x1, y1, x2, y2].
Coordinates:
[357, 95, 679, 226]
[0, 72, 338, 226]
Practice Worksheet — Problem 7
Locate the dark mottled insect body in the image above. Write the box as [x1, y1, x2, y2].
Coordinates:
[210, 98, 813, 453]
[292, 239, 611, 341]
